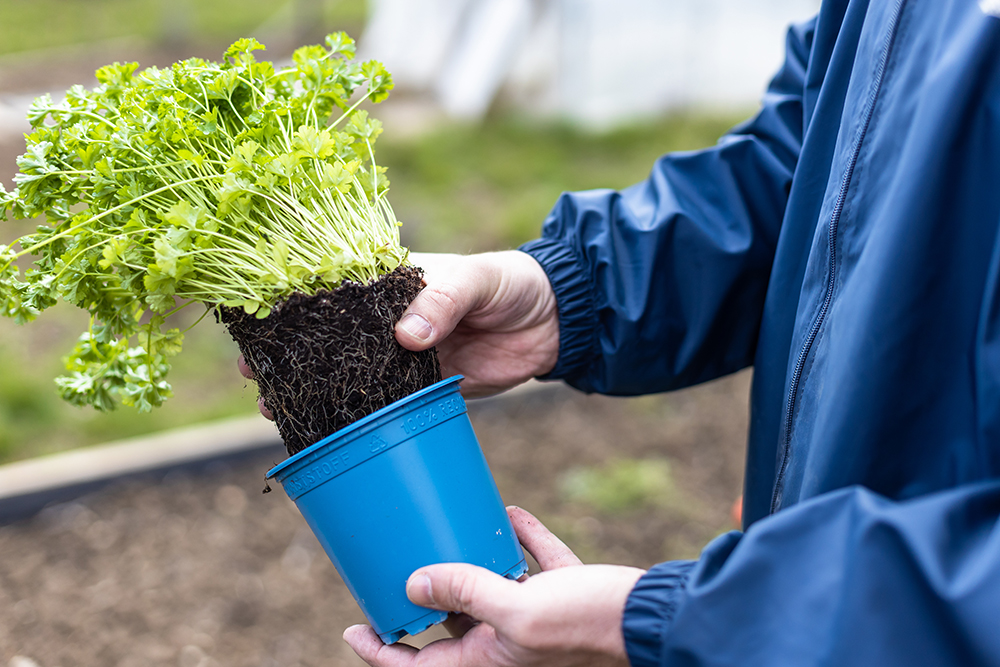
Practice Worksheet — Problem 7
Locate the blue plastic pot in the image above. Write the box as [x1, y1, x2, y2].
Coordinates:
[266, 375, 527, 644]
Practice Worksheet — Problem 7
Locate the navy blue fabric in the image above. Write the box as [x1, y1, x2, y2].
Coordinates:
[519, 1, 1000, 665]
[622, 560, 699, 667]
[518, 237, 598, 379]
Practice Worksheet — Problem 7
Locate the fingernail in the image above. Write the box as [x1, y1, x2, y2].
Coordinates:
[398, 313, 432, 341]
[407, 573, 434, 605]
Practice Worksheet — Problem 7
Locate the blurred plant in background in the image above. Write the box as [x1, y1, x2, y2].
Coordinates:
[382, 114, 741, 252]
[560, 458, 677, 515]
[0, 0, 366, 56]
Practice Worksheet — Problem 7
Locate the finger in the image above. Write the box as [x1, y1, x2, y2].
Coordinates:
[395, 258, 495, 352]
[507, 506, 582, 570]
[240, 354, 273, 421]
[343, 625, 417, 667]
[237, 354, 253, 379]
[406, 564, 520, 628]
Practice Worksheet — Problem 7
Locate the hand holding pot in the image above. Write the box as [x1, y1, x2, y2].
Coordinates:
[395, 251, 560, 398]
[343, 506, 645, 667]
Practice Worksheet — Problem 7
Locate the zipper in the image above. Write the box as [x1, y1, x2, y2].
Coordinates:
[770, 0, 909, 514]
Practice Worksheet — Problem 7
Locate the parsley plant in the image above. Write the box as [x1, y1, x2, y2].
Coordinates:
[0, 34, 404, 412]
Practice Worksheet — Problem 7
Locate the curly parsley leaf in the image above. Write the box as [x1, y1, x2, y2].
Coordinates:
[1, 33, 407, 412]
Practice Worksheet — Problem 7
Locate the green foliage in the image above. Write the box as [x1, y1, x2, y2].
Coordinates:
[0, 307, 254, 465]
[1, 33, 405, 413]
[380, 113, 746, 252]
[560, 458, 676, 515]
[0, 0, 369, 57]
[0, 111, 743, 464]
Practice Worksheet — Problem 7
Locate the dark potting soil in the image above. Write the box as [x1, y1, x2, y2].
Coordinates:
[221, 265, 442, 456]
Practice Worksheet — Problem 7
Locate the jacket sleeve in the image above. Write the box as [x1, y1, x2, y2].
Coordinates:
[622, 481, 1000, 667]
[519, 20, 814, 395]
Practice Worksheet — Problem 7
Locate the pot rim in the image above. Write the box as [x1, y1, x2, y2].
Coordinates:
[265, 375, 464, 481]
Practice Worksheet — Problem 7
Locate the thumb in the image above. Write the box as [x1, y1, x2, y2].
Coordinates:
[396, 256, 495, 351]
[406, 563, 520, 626]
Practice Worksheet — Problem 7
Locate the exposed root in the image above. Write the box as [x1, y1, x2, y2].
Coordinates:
[222, 266, 442, 456]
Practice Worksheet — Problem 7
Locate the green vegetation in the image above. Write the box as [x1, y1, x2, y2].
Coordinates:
[1, 34, 399, 413]
[380, 113, 742, 252]
[0, 103, 745, 463]
[560, 458, 676, 514]
[0, 0, 367, 56]
[0, 305, 252, 463]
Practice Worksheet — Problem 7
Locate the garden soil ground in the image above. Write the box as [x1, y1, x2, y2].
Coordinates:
[0, 371, 750, 667]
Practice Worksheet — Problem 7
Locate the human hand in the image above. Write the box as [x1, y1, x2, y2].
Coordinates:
[239, 250, 558, 417]
[343, 507, 645, 667]
[397, 251, 560, 397]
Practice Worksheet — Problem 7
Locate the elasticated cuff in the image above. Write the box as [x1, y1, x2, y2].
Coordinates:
[518, 238, 598, 381]
[622, 560, 697, 667]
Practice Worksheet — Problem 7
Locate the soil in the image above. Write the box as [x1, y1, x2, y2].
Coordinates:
[0, 371, 751, 667]
[222, 266, 441, 456]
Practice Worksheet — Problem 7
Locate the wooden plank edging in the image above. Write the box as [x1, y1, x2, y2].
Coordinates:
[0, 379, 553, 523]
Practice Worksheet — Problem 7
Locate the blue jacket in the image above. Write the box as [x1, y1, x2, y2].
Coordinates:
[520, 1, 1000, 665]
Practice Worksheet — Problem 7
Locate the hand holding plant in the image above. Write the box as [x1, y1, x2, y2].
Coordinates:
[394, 251, 560, 398]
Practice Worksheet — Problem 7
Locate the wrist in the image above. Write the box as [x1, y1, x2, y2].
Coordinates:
[507, 249, 560, 377]
[517, 239, 597, 381]
[472, 249, 560, 378]
[598, 566, 648, 658]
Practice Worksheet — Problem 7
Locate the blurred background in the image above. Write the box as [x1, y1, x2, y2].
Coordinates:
[0, 0, 818, 466]
[0, 1, 816, 665]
